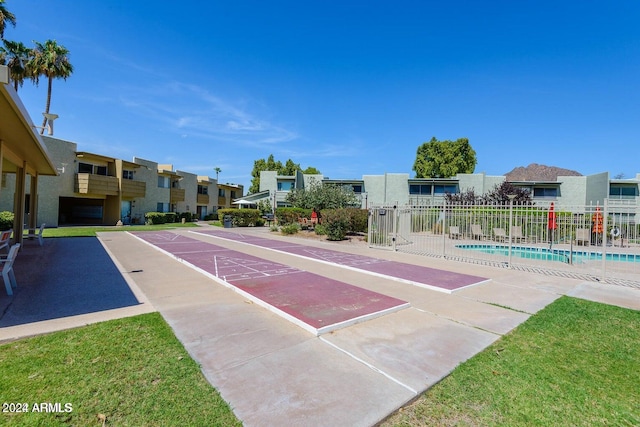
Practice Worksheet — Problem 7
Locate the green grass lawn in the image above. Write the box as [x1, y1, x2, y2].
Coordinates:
[36, 223, 199, 238]
[383, 296, 640, 426]
[1, 297, 637, 426]
[0, 313, 241, 426]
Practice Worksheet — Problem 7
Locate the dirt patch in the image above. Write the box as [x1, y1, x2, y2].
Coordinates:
[278, 229, 368, 246]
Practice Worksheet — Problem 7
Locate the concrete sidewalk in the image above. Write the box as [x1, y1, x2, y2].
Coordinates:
[2, 227, 639, 426]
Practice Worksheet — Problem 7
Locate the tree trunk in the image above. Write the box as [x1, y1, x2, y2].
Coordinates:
[40, 76, 53, 134]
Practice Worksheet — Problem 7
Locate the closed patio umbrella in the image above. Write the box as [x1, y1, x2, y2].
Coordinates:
[548, 202, 557, 248]
[592, 206, 603, 245]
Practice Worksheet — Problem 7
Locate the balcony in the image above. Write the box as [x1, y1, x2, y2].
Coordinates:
[197, 193, 209, 205]
[121, 180, 146, 198]
[170, 188, 185, 203]
[75, 173, 119, 196]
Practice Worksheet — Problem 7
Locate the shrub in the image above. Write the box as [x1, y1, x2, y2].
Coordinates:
[314, 224, 327, 236]
[165, 212, 178, 223]
[318, 208, 367, 240]
[326, 217, 349, 241]
[0, 211, 14, 231]
[179, 212, 193, 222]
[145, 212, 167, 225]
[275, 207, 310, 225]
[280, 223, 299, 235]
[218, 208, 261, 227]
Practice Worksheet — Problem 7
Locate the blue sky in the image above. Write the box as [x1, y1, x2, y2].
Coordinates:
[5, 1, 640, 191]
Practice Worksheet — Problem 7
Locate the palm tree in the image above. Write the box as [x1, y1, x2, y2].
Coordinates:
[214, 167, 221, 181]
[0, 0, 16, 40]
[1, 39, 31, 91]
[28, 39, 73, 133]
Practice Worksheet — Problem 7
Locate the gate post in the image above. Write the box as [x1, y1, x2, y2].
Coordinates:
[392, 205, 397, 251]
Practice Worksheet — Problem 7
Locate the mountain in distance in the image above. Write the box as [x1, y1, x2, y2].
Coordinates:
[504, 163, 582, 181]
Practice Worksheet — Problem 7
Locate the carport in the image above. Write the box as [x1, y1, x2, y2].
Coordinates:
[0, 65, 58, 245]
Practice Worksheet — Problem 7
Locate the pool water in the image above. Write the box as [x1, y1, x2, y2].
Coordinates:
[455, 244, 640, 263]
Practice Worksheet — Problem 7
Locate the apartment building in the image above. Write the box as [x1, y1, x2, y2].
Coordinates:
[0, 136, 243, 227]
[247, 169, 640, 211]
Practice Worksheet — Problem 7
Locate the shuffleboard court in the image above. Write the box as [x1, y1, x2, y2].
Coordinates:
[192, 230, 490, 293]
[129, 231, 409, 335]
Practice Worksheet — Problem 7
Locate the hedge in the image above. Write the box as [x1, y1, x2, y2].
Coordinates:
[145, 212, 179, 225]
[0, 211, 14, 231]
[218, 209, 262, 227]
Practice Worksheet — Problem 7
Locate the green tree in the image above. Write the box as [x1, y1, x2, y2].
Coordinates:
[0, 0, 16, 40]
[302, 166, 321, 174]
[413, 137, 477, 178]
[285, 180, 358, 210]
[214, 167, 221, 181]
[0, 39, 30, 91]
[28, 39, 73, 133]
[249, 154, 320, 194]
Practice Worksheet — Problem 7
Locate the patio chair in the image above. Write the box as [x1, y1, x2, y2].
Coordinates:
[510, 226, 526, 243]
[1, 243, 20, 296]
[24, 223, 45, 246]
[448, 226, 462, 239]
[575, 228, 590, 246]
[470, 224, 487, 240]
[492, 228, 508, 242]
[0, 229, 12, 253]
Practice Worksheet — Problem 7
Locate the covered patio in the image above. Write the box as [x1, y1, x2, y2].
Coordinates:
[0, 65, 58, 245]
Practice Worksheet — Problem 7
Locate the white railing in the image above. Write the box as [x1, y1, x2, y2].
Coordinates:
[369, 200, 640, 287]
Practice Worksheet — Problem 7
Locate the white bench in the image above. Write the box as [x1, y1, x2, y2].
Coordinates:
[1, 243, 20, 295]
[0, 229, 12, 252]
[25, 223, 45, 246]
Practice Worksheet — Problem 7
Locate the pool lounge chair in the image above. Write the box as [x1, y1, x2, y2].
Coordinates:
[575, 228, 590, 246]
[448, 226, 462, 239]
[492, 228, 508, 242]
[510, 226, 526, 243]
[471, 224, 487, 240]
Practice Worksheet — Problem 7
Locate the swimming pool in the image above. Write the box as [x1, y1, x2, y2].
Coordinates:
[455, 244, 640, 263]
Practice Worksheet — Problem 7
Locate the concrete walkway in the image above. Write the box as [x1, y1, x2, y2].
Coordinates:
[1, 225, 639, 426]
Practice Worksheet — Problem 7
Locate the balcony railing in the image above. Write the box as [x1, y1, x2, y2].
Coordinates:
[75, 173, 119, 196]
[121, 180, 146, 198]
[197, 193, 209, 204]
[170, 188, 185, 203]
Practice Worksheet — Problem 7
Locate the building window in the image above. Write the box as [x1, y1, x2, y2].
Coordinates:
[351, 185, 363, 193]
[609, 185, 637, 198]
[156, 202, 169, 212]
[533, 187, 558, 198]
[123, 170, 134, 180]
[158, 176, 170, 188]
[95, 166, 107, 176]
[277, 181, 293, 191]
[409, 184, 430, 195]
[218, 188, 225, 197]
[230, 190, 237, 199]
[78, 162, 93, 173]
[434, 184, 458, 195]
[197, 185, 208, 195]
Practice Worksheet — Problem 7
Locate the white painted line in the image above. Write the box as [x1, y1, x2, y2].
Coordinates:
[319, 336, 418, 395]
[190, 230, 488, 294]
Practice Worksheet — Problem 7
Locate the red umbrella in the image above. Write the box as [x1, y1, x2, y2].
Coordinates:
[592, 206, 603, 234]
[547, 202, 557, 230]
